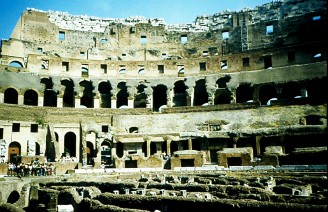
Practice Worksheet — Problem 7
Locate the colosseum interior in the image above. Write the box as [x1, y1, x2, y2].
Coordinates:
[0, 0, 327, 211]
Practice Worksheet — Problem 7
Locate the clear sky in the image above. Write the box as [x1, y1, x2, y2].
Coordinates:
[0, 0, 273, 40]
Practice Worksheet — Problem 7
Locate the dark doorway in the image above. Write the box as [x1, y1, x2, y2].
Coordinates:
[227, 157, 242, 166]
[181, 159, 194, 167]
[125, 160, 137, 168]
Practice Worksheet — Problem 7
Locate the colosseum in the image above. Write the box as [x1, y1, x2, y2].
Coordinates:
[0, 0, 327, 211]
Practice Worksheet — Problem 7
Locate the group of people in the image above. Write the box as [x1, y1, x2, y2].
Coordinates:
[7, 159, 55, 177]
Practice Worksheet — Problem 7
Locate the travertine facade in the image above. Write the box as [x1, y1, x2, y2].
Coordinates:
[0, 0, 326, 170]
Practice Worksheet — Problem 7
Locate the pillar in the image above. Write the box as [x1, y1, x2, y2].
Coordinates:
[128, 96, 134, 108]
[57, 96, 63, 107]
[146, 139, 151, 157]
[80, 125, 87, 166]
[232, 137, 239, 148]
[111, 97, 117, 108]
[18, 94, 24, 105]
[188, 138, 193, 150]
[38, 96, 43, 106]
[166, 140, 172, 155]
[255, 136, 262, 156]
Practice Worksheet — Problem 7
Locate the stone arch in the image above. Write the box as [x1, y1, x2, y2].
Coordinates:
[117, 81, 128, 108]
[98, 80, 112, 108]
[64, 132, 76, 157]
[79, 80, 94, 108]
[194, 79, 208, 106]
[258, 84, 277, 106]
[173, 80, 187, 107]
[4, 87, 19, 104]
[236, 83, 254, 103]
[280, 82, 302, 99]
[134, 84, 147, 108]
[9, 60, 23, 68]
[152, 84, 167, 112]
[24, 89, 38, 106]
[7, 190, 20, 204]
[61, 78, 75, 107]
[8, 141, 21, 163]
[214, 76, 232, 104]
[41, 77, 57, 107]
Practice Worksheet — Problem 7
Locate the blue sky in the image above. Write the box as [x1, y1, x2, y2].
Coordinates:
[0, 0, 272, 40]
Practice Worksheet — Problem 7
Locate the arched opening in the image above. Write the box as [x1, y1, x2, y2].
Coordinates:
[7, 191, 20, 204]
[80, 80, 94, 108]
[41, 77, 57, 107]
[142, 141, 147, 157]
[214, 77, 232, 104]
[8, 142, 21, 163]
[64, 132, 76, 158]
[98, 81, 112, 108]
[281, 82, 302, 99]
[134, 84, 147, 108]
[173, 80, 187, 107]
[259, 84, 277, 106]
[24, 89, 38, 106]
[150, 142, 157, 155]
[116, 142, 123, 158]
[9, 61, 23, 68]
[152, 84, 167, 112]
[236, 83, 254, 103]
[101, 140, 111, 166]
[170, 141, 178, 154]
[86, 141, 94, 165]
[117, 82, 129, 108]
[4, 88, 18, 104]
[194, 79, 208, 106]
[61, 79, 75, 107]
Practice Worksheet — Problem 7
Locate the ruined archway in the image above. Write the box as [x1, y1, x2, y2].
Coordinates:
[98, 81, 112, 108]
[258, 84, 277, 106]
[214, 77, 232, 104]
[80, 80, 94, 108]
[24, 89, 38, 106]
[134, 84, 147, 108]
[61, 78, 75, 107]
[41, 77, 57, 107]
[7, 190, 20, 204]
[152, 84, 167, 112]
[194, 79, 208, 106]
[117, 82, 128, 108]
[173, 80, 187, 107]
[4, 88, 18, 104]
[236, 83, 254, 103]
[64, 132, 76, 157]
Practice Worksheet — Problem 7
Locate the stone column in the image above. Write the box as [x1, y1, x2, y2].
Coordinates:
[57, 95, 63, 108]
[186, 87, 193, 106]
[111, 96, 117, 108]
[188, 138, 193, 150]
[166, 140, 172, 155]
[147, 139, 151, 157]
[80, 123, 87, 166]
[230, 89, 237, 104]
[94, 137, 101, 167]
[232, 137, 239, 148]
[38, 96, 43, 107]
[18, 94, 24, 105]
[255, 136, 262, 156]
[94, 91, 100, 109]
[167, 87, 173, 107]
[128, 96, 134, 108]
